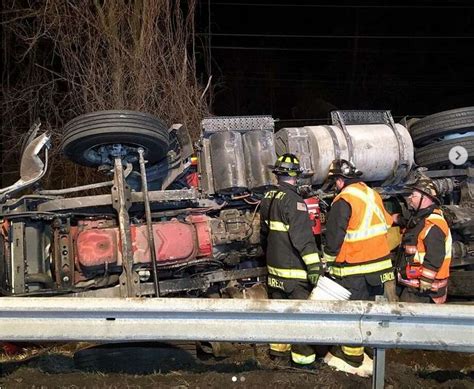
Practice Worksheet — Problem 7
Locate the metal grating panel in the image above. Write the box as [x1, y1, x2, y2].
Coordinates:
[201, 115, 274, 136]
[331, 110, 394, 126]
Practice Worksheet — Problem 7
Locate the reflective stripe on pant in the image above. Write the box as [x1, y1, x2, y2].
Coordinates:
[270, 344, 315, 365]
[332, 275, 379, 365]
[342, 346, 364, 357]
[334, 345, 364, 366]
[292, 347, 316, 365]
[269, 343, 291, 356]
[268, 281, 315, 365]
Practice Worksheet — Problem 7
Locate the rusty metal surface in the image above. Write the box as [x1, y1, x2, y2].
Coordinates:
[37, 180, 114, 195]
[10, 222, 26, 294]
[112, 158, 139, 297]
[138, 148, 160, 296]
[36, 188, 202, 212]
[37, 195, 113, 212]
[198, 138, 215, 195]
[70, 267, 268, 297]
[142, 267, 267, 295]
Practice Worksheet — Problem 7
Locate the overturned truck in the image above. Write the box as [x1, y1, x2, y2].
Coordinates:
[0, 109, 473, 299]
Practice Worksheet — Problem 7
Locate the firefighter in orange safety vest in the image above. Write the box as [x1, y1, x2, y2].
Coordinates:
[260, 153, 323, 369]
[392, 173, 452, 304]
[322, 159, 395, 377]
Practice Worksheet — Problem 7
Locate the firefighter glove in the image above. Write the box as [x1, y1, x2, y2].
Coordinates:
[419, 278, 433, 293]
[307, 263, 325, 286]
[323, 253, 337, 264]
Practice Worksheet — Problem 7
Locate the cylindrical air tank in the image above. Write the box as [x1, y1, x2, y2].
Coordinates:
[275, 123, 414, 184]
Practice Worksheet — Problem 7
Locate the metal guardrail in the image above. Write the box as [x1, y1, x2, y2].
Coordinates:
[1, 298, 473, 389]
[1, 298, 473, 352]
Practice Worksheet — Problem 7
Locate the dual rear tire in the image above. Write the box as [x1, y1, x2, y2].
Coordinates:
[408, 107, 474, 168]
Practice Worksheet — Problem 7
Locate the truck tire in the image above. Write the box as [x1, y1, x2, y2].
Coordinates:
[410, 107, 474, 147]
[61, 110, 169, 167]
[448, 270, 474, 298]
[415, 136, 474, 168]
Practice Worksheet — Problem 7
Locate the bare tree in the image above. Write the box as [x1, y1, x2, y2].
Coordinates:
[1, 0, 210, 188]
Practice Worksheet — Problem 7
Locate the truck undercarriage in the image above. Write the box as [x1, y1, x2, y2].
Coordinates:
[0, 109, 473, 299]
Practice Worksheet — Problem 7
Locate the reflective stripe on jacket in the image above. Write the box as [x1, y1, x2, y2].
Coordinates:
[413, 210, 452, 280]
[329, 258, 393, 278]
[260, 182, 319, 281]
[331, 182, 392, 269]
[399, 208, 452, 291]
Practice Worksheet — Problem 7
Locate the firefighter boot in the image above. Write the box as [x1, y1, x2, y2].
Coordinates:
[290, 345, 316, 370]
[323, 346, 373, 377]
[269, 343, 291, 366]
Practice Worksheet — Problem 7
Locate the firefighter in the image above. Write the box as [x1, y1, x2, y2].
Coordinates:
[260, 153, 323, 369]
[322, 159, 394, 376]
[394, 174, 452, 304]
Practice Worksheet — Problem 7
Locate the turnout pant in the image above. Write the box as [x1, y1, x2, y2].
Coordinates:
[332, 274, 384, 366]
[268, 279, 316, 366]
[399, 287, 432, 303]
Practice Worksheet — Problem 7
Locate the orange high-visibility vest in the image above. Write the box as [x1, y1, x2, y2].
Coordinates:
[413, 209, 452, 280]
[333, 182, 392, 265]
[398, 209, 452, 297]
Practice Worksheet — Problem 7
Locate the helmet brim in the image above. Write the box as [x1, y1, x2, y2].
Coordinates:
[405, 186, 441, 204]
[328, 171, 363, 179]
[268, 164, 303, 176]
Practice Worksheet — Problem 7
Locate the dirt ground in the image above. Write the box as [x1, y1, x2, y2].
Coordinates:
[1, 343, 473, 389]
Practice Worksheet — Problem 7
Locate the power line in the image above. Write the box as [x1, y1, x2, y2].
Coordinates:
[209, 45, 466, 54]
[222, 75, 474, 87]
[207, 2, 474, 9]
[236, 74, 474, 85]
[197, 33, 474, 40]
[224, 66, 474, 83]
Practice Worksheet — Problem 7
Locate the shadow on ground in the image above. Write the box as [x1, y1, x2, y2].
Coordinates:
[418, 370, 474, 383]
[1, 342, 262, 376]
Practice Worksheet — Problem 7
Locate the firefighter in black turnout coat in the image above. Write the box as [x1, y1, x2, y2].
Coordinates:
[260, 153, 323, 368]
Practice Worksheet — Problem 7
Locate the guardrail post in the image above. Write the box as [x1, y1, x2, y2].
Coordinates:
[372, 348, 386, 389]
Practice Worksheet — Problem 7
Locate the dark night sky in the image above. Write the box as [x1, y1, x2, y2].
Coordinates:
[195, 0, 474, 129]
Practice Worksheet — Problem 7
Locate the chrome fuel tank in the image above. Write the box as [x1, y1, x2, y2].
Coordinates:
[275, 123, 414, 184]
